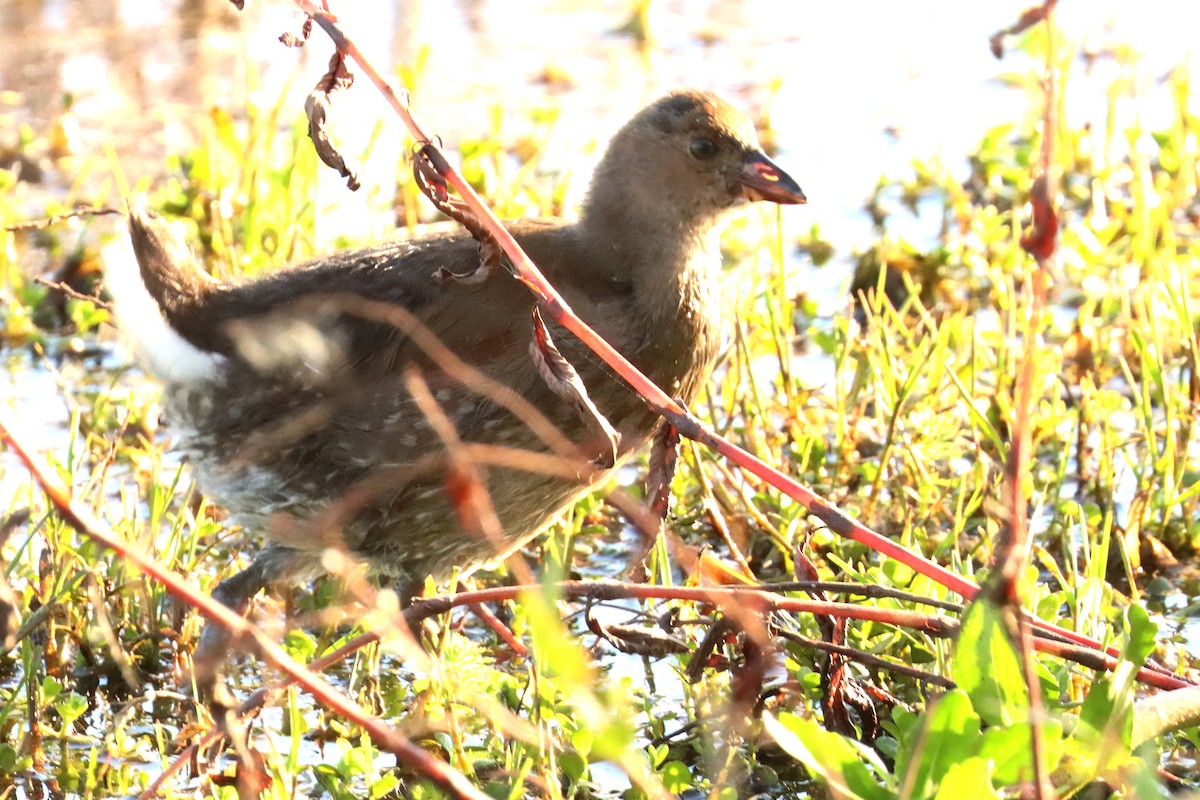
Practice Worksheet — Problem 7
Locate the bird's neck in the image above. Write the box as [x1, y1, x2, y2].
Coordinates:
[575, 198, 724, 401]
[577, 191, 722, 300]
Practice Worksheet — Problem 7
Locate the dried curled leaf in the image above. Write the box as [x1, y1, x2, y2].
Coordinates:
[989, 0, 1057, 59]
[528, 308, 620, 467]
[822, 657, 882, 741]
[585, 607, 689, 658]
[280, 17, 313, 47]
[623, 419, 681, 580]
[210, 744, 272, 800]
[794, 540, 887, 741]
[412, 143, 504, 283]
[646, 420, 680, 519]
[1020, 172, 1058, 261]
[304, 51, 360, 191]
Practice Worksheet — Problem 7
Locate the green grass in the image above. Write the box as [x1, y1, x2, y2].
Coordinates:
[1, 15, 1200, 800]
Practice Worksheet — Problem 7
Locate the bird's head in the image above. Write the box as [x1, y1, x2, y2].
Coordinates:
[584, 90, 805, 233]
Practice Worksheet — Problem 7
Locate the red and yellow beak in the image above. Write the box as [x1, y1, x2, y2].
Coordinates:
[735, 151, 806, 205]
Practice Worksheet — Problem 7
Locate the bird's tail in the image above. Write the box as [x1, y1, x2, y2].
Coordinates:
[102, 201, 225, 385]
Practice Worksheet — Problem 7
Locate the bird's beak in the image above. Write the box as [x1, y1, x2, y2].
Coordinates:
[735, 150, 806, 205]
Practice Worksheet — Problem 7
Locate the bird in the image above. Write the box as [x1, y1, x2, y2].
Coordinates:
[107, 89, 805, 673]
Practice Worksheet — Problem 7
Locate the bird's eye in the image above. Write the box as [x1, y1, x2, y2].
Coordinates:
[688, 136, 719, 161]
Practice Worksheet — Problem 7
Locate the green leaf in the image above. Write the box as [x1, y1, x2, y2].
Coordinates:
[979, 719, 1063, 785]
[763, 712, 892, 800]
[932, 757, 999, 800]
[0, 743, 16, 772]
[897, 689, 981, 796]
[953, 598, 1029, 726]
[1122, 604, 1158, 666]
[660, 761, 691, 793]
[55, 693, 88, 727]
[369, 772, 400, 800]
[1079, 675, 1134, 751]
[646, 743, 669, 769]
[559, 750, 587, 783]
[522, 587, 590, 686]
[40, 675, 64, 705]
[283, 628, 318, 662]
[571, 728, 594, 758]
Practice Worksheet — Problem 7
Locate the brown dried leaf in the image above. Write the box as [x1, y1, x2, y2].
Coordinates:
[235, 747, 272, 800]
[730, 635, 769, 724]
[280, 17, 313, 47]
[646, 420, 680, 519]
[989, 0, 1057, 59]
[1020, 172, 1058, 261]
[821, 655, 881, 741]
[529, 308, 620, 467]
[304, 51, 360, 191]
[793, 544, 835, 641]
[585, 610, 689, 658]
[686, 618, 734, 684]
[412, 143, 504, 283]
[210, 745, 272, 800]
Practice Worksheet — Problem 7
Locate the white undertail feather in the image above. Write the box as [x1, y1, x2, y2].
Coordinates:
[102, 221, 226, 385]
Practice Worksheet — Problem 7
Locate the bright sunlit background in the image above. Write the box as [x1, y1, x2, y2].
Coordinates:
[3, 0, 1198, 261]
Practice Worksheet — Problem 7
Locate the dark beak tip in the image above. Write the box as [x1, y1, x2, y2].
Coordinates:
[738, 151, 806, 206]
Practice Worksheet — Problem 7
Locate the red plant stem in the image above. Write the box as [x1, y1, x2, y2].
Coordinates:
[1012, 8, 1059, 794]
[0, 411, 493, 800]
[290, 0, 1192, 689]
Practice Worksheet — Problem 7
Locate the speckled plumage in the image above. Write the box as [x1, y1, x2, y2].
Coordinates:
[110, 91, 804, 659]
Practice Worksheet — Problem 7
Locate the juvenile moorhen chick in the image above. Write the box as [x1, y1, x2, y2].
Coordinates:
[108, 90, 804, 669]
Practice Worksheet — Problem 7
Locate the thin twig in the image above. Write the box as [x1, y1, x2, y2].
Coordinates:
[1, 205, 121, 231]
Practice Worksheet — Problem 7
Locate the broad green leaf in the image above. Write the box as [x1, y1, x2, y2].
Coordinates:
[1079, 675, 1133, 751]
[897, 689, 981, 796]
[763, 712, 892, 800]
[54, 693, 88, 728]
[0, 743, 16, 772]
[979, 719, 1063, 785]
[571, 728, 594, 758]
[952, 598, 1029, 726]
[1122, 604, 1158, 666]
[660, 761, 692, 793]
[932, 757, 999, 800]
[522, 587, 589, 686]
[369, 773, 400, 800]
[558, 750, 587, 783]
[40, 675, 64, 704]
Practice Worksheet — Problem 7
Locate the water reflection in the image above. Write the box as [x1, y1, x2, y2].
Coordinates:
[0, 0, 249, 173]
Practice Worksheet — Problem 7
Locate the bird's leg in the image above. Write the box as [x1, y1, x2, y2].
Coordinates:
[192, 544, 314, 689]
